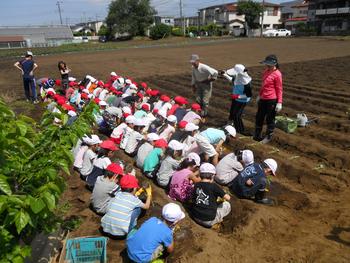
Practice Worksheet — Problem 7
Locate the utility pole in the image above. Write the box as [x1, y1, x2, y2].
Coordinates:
[260, 0, 265, 37]
[180, 0, 185, 36]
[56, 1, 63, 25]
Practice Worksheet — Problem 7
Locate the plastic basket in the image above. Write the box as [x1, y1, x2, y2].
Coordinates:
[275, 116, 298, 134]
[65, 237, 108, 263]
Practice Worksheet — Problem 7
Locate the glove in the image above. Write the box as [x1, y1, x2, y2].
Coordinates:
[145, 185, 152, 197]
[275, 103, 282, 113]
[231, 94, 239, 100]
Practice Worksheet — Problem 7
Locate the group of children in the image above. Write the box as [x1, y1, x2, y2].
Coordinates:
[38, 68, 278, 262]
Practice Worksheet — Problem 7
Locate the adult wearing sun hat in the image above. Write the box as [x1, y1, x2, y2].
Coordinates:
[126, 203, 185, 262]
[254, 54, 283, 144]
[229, 158, 278, 205]
[190, 54, 218, 117]
[101, 174, 152, 237]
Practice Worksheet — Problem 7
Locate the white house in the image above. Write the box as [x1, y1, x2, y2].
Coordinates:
[154, 16, 175, 27]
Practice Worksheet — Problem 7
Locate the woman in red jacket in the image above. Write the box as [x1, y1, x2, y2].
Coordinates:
[254, 55, 283, 143]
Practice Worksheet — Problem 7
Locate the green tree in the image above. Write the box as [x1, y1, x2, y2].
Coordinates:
[237, 0, 263, 30]
[149, 24, 171, 40]
[106, 0, 156, 38]
[97, 25, 108, 36]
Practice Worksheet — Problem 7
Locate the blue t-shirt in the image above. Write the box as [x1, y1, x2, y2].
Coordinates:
[127, 217, 173, 263]
[236, 163, 267, 197]
[20, 59, 35, 79]
[200, 128, 226, 144]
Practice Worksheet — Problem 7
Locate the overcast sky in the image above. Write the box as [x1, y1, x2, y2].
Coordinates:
[0, 0, 285, 26]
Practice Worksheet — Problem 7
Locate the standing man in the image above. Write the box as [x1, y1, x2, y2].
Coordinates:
[191, 54, 218, 117]
[14, 51, 39, 104]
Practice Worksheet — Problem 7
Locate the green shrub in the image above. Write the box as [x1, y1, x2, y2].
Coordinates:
[172, 27, 184, 36]
[149, 24, 172, 40]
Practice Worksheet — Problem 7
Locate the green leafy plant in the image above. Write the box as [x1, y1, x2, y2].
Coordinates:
[149, 24, 172, 40]
[0, 99, 97, 262]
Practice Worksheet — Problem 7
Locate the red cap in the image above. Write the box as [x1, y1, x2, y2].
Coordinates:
[94, 98, 101, 104]
[62, 103, 76, 112]
[116, 91, 123, 96]
[137, 92, 144, 99]
[154, 139, 168, 148]
[152, 108, 159, 115]
[120, 174, 139, 189]
[174, 96, 188, 105]
[178, 120, 188, 129]
[69, 81, 78, 87]
[123, 112, 130, 118]
[47, 91, 55, 97]
[160, 95, 170, 102]
[97, 81, 104, 87]
[55, 79, 61, 86]
[191, 103, 201, 111]
[81, 93, 89, 100]
[140, 82, 148, 89]
[106, 163, 124, 175]
[56, 98, 66, 106]
[141, 104, 150, 111]
[103, 83, 111, 89]
[150, 90, 160, 97]
[100, 140, 118, 151]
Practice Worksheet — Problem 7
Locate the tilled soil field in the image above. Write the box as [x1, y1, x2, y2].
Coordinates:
[1, 38, 350, 262]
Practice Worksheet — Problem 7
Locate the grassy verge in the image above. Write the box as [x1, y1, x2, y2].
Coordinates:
[0, 36, 229, 58]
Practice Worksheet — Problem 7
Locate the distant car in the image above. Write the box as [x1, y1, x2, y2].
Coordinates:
[82, 36, 89, 43]
[99, 36, 107, 43]
[263, 29, 291, 37]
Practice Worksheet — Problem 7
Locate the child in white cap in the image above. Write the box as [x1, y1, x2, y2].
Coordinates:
[126, 203, 185, 262]
[191, 163, 231, 228]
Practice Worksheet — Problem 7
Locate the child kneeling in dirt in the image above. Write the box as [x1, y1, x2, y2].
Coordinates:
[191, 163, 231, 228]
[143, 139, 168, 178]
[90, 163, 123, 215]
[229, 159, 277, 205]
[101, 175, 152, 238]
[126, 203, 185, 262]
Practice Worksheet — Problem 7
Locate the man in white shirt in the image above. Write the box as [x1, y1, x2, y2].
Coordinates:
[191, 54, 218, 117]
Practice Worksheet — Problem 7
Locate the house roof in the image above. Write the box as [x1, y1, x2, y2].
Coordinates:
[0, 36, 25, 42]
[0, 26, 73, 40]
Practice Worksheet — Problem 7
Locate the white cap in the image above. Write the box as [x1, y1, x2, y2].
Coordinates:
[26, 51, 33, 56]
[82, 89, 90, 94]
[125, 79, 132, 85]
[67, 110, 77, 117]
[187, 152, 200, 167]
[185, 123, 199, 132]
[264, 158, 278, 176]
[190, 54, 199, 63]
[106, 106, 122, 117]
[121, 93, 129, 98]
[129, 84, 137, 90]
[225, 125, 236, 137]
[200, 162, 216, 174]
[168, 140, 184, 151]
[88, 94, 95, 99]
[68, 77, 76, 82]
[117, 77, 125, 85]
[226, 64, 245, 76]
[83, 134, 102, 145]
[158, 110, 167, 119]
[122, 106, 132, 114]
[46, 88, 56, 94]
[125, 115, 136, 124]
[99, 101, 107, 106]
[167, 115, 177, 123]
[162, 203, 185, 223]
[110, 71, 117, 76]
[242, 150, 254, 166]
[134, 118, 146, 127]
[147, 133, 159, 142]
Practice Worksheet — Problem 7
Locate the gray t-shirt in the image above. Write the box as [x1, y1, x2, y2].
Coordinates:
[91, 176, 118, 214]
[156, 156, 180, 187]
[125, 131, 144, 155]
[215, 153, 243, 185]
[80, 149, 97, 176]
[136, 142, 154, 168]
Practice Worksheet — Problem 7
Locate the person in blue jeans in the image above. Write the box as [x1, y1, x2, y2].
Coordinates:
[229, 158, 278, 205]
[14, 51, 39, 103]
[127, 203, 185, 263]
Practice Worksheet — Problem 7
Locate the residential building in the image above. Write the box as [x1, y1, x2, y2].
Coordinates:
[71, 21, 104, 35]
[198, 2, 281, 33]
[174, 16, 199, 28]
[0, 26, 73, 48]
[154, 16, 175, 27]
[281, 0, 309, 33]
[308, 0, 350, 34]
[0, 36, 26, 49]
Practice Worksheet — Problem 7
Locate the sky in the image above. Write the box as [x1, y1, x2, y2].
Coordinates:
[0, 0, 286, 26]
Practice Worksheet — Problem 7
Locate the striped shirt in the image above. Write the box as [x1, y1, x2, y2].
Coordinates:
[101, 192, 143, 236]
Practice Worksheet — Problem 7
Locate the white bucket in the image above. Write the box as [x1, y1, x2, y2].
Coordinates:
[297, 113, 308, 127]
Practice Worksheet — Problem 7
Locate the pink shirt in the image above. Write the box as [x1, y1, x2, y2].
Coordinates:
[260, 69, 283, 103]
[168, 168, 194, 202]
[182, 111, 201, 123]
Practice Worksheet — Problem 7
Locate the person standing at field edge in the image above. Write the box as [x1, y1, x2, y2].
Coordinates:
[14, 51, 39, 104]
[254, 55, 283, 144]
[191, 54, 218, 117]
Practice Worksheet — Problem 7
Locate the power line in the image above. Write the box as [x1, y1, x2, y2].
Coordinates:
[56, 1, 63, 25]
